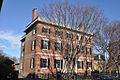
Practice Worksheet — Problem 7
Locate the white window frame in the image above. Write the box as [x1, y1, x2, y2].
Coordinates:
[41, 39, 50, 50]
[33, 27, 37, 34]
[40, 57, 49, 69]
[30, 58, 35, 69]
[55, 41, 62, 51]
[42, 26, 50, 34]
[54, 59, 63, 69]
[77, 60, 83, 69]
[32, 39, 36, 50]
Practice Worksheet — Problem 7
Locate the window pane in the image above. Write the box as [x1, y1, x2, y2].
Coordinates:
[33, 27, 37, 34]
[66, 43, 72, 52]
[54, 59, 61, 68]
[77, 61, 83, 69]
[41, 40, 49, 49]
[41, 58, 47, 68]
[32, 40, 36, 50]
[30, 58, 35, 68]
[55, 30, 63, 36]
[87, 62, 92, 69]
[42, 27, 50, 34]
[55, 42, 61, 51]
[66, 33, 73, 39]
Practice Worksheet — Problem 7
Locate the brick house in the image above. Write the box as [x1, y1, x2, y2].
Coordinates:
[19, 8, 94, 79]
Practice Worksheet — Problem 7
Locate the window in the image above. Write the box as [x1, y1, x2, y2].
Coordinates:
[55, 30, 63, 37]
[66, 33, 73, 39]
[86, 47, 90, 54]
[21, 47, 25, 57]
[30, 58, 35, 69]
[41, 40, 50, 50]
[66, 43, 72, 52]
[32, 40, 36, 50]
[55, 42, 62, 51]
[81, 46, 84, 51]
[40, 58, 50, 68]
[77, 61, 83, 69]
[54, 59, 63, 69]
[87, 62, 92, 69]
[76, 35, 79, 40]
[42, 27, 50, 34]
[33, 27, 37, 34]
[22, 42, 25, 47]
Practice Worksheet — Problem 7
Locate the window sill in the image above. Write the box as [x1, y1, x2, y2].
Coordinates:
[41, 68, 48, 69]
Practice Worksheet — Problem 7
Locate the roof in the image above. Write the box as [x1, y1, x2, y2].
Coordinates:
[24, 16, 93, 36]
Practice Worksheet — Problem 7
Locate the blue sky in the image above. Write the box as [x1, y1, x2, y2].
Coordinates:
[0, 0, 120, 58]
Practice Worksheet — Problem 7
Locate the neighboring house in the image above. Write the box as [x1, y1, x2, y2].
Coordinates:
[19, 8, 94, 79]
[94, 54, 105, 72]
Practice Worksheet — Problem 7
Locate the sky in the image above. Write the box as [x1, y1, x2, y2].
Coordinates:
[0, 0, 120, 59]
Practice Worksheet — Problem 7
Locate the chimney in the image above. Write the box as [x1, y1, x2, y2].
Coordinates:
[32, 8, 38, 21]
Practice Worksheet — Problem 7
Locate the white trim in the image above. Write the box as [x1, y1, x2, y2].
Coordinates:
[40, 57, 49, 69]
[42, 38, 49, 41]
[43, 25, 50, 28]
[25, 18, 38, 31]
[41, 56, 48, 59]
[36, 52, 62, 57]
[78, 58, 82, 61]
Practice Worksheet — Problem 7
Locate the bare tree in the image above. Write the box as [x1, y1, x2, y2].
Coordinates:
[40, 2, 106, 32]
[39, 1, 107, 80]
[94, 21, 120, 74]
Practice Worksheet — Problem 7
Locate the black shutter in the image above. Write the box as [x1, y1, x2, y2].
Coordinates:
[82, 61, 83, 69]
[61, 42, 63, 51]
[48, 41, 50, 50]
[61, 60, 63, 69]
[40, 58, 42, 68]
[77, 61, 79, 68]
[54, 59, 56, 68]
[30, 59, 31, 68]
[33, 58, 35, 68]
[48, 58, 50, 68]
[73, 58, 75, 66]
[34, 40, 36, 49]
[49, 29, 50, 34]
[86, 62, 88, 69]
[86, 47, 87, 54]
[41, 40, 43, 49]
[91, 62, 92, 69]
[55, 42, 57, 51]
[90, 48, 92, 54]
